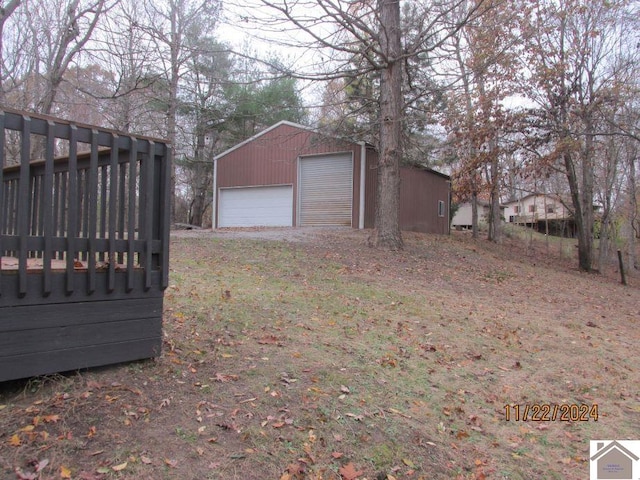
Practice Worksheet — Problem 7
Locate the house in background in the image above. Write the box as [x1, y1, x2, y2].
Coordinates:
[212, 121, 451, 234]
[503, 193, 575, 237]
[451, 199, 505, 230]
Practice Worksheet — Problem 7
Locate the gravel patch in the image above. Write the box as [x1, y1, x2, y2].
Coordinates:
[170, 226, 356, 242]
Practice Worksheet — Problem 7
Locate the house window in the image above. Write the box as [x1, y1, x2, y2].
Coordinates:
[513, 206, 520, 214]
[438, 200, 445, 217]
[547, 205, 555, 214]
[529, 204, 536, 213]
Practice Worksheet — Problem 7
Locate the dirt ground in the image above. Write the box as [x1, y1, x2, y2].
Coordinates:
[1, 227, 639, 480]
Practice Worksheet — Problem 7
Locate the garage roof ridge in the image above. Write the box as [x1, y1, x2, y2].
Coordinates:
[214, 120, 315, 160]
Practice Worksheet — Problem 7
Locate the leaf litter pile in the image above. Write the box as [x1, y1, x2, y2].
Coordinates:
[1, 228, 639, 480]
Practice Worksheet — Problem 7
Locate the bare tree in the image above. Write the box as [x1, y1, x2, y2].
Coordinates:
[141, 0, 222, 225]
[0, 0, 21, 102]
[521, 0, 635, 272]
[79, 0, 166, 134]
[178, 37, 232, 226]
[28, 0, 110, 115]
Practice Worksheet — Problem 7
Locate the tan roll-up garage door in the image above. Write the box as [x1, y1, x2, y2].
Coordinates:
[298, 153, 353, 226]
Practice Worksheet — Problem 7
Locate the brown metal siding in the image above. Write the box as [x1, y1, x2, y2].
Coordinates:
[399, 167, 450, 234]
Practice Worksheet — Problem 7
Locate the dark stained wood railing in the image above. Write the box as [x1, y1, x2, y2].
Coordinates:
[0, 108, 171, 299]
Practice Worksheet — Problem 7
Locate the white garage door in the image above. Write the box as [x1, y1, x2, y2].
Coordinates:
[218, 185, 293, 227]
[299, 153, 353, 226]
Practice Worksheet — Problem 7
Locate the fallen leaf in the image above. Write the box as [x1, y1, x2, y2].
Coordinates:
[35, 459, 50, 472]
[112, 462, 128, 472]
[214, 373, 239, 382]
[9, 434, 21, 446]
[402, 458, 416, 468]
[164, 458, 178, 468]
[332, 452, 344, 459]
[257, 334, 282, 345]
[141, 456, 153, 464]
[339, 462, 364, 480]
[60, 465, 72, 478]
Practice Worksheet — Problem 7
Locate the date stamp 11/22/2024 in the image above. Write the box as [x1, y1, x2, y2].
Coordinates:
[504, 403, 599, 422]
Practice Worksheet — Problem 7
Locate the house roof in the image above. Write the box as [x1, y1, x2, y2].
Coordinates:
[457, 199, 506, 209]
[590, 441, 640, 462]
[503, 193, 564, 205]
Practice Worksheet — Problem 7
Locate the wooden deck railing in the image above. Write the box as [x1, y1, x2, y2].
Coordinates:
[0, 108, 171, 298]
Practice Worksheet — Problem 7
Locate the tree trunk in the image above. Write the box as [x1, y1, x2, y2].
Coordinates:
[488, 145, 501, 243]
[564, 150, 593, 272]
[626, 146, 637, 270]
[188, 123, 212, 227]
[374, 0, 403, 250]
[471, 189, 478, 239]
[167, 0, 179, 227]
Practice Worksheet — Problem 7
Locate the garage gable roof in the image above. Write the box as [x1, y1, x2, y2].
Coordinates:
[214, 120, 315, 161]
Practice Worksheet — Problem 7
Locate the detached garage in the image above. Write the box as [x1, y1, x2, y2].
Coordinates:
[213, 121, 450, 234]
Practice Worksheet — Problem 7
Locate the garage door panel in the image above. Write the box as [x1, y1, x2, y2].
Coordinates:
[299, 154, 353, 226]
[219, 186, 293, 227]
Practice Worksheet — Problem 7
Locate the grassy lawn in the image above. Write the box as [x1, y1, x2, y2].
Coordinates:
[1, 229, 639, 480]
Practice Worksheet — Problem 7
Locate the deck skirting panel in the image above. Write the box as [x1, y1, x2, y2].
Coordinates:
[0, 338, 162, 382]
[0, 295, 163, 382]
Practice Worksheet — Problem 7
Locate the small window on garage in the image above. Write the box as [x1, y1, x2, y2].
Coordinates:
[438, 200, 445, 217]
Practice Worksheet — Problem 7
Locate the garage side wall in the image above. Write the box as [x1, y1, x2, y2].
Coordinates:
[399, 167, 450, 234]
[215, 123, 366, 228]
